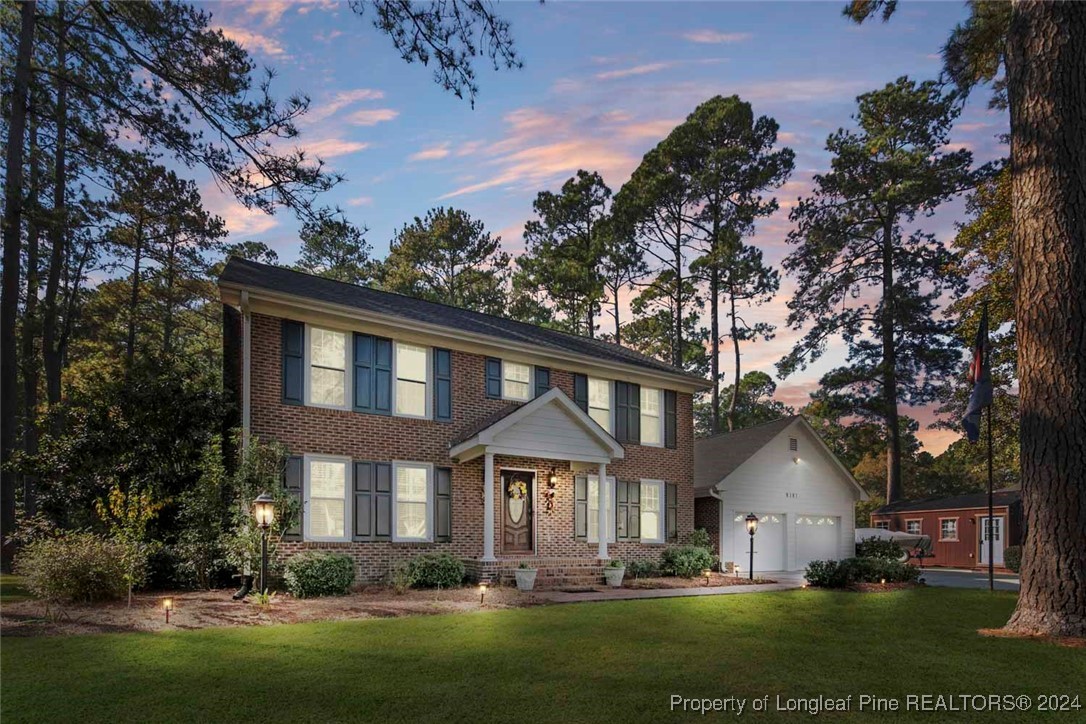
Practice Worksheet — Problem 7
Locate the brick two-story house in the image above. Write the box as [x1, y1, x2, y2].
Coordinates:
[219, 258, 710, 586]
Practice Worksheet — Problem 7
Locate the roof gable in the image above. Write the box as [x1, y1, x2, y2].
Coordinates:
[220, 257, 707, 386]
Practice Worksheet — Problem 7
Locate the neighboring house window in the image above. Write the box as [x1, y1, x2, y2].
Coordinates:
[503, 361, 532, 401]
[640, 387, 662, 446]
[588, 378, 612, 432]
[875, 521, 890, 530]
[304, 455, 350, 542]
[308, 327, 348, 407]
[939, 518, 958, 541]
[905, 519, 922, 535]
[394, 342, 428, 417]
[393, 462, 432, 541]
[586, 475, 616, 543]
[640, 479, 664, 543]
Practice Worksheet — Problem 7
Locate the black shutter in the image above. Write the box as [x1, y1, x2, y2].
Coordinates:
[573, 374, 588, 412]
[628, 383, 641, 444]
[614, 382, 629, 443]
[628, 481, 641, 539]
[435, 467, 452, 542]
[374, 462, 392, 539]
[574, 475, 588, 539]
[615, 480, 629, 539]
[485, 357, 502, 398]
[664, 390, 677, 449]
[353, 334, 374, 412]
[282, 455, 303, 540]
[534, 367, 551, 397]
[666, 482, 678, 541]
[281, 320, 304, 405]
[353, 461, 375, 540]
[434, 349, 452, 421]
[374, 338, 393, 415]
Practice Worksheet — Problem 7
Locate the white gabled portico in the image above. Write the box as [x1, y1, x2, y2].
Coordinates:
[449, 388, 625, 561]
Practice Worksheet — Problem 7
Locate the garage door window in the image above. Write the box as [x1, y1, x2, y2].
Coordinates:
[796, 516, 835, 526]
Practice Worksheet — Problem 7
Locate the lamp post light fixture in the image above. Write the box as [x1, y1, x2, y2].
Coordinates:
[163, 597, 174, 624]
[745, 513, 759, 581]
[253, 492, 276, 595]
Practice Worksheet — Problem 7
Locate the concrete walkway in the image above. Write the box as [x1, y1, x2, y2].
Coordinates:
[533, 581, 801, 604]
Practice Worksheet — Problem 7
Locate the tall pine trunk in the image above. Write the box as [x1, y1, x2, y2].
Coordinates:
[21, 114, 42, 517]
[0, 0, 37, 571]
[1004, 0, 1086, 638]
[728, 290, 741, 432]
[709, 264, 720, 434]
[881, 214, 903, 503]
[42, 2, 68, 409]
[125, 216, 145, 368]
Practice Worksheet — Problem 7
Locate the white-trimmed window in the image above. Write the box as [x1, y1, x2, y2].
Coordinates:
[939, 518, 958, 541]
[503, 361, 531, 401]
[304, 455, 350, 541]
[640, 387, 663, 446]
[905, 519, 922, 535]
[307, 327, 348, 408]
[586, 475, 616, 543]
[394, 342, 429, 417]
[874, 521, 890, 530]
[393, 462, 432, 541]
[640, 479, 664, 543]
[588, 378, 612, 432]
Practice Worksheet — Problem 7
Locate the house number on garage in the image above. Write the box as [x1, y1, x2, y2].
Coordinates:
[785, 492, 798, 499]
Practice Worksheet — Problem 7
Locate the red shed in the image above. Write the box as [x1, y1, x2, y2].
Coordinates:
[869, 488, 1022, 571]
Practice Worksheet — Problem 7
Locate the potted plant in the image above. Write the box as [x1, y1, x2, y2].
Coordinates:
[603, 559, 626, 588]
[514, 563, 537, 591]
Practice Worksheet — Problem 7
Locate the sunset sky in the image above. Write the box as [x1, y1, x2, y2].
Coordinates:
[202, 1, 1009, 454]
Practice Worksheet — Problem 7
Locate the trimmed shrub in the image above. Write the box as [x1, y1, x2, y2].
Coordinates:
[406, 552, 465, 589]
[660, 545, 716, 578]
[855, 536, 905, 561]
[15, 532, 128, 603]
[1004, 545, 1022, 573]
[283, 552, 356, 598]
[688, 528, 712, 550]
[804, 557, 920, 589]
[627, 559, 660, 579]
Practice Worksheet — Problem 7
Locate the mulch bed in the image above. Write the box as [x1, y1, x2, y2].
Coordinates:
[623, 572, 777, 590]
[0, 583, 544, 638]
[846, 581, 922, 593]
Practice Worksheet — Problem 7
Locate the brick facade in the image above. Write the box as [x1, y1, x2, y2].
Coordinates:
[694, 496, 721, 557]
[244, 312, 698, 582]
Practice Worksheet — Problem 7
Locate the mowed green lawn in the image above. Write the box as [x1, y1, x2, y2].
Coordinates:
[2, 588, 1083, 723]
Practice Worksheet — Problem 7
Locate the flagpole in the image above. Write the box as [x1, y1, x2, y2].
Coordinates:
[985, 299, 994, 592]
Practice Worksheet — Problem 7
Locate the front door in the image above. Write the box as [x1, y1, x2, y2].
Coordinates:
[979, 516, 1005, 566]
[502, 470, 534, 554]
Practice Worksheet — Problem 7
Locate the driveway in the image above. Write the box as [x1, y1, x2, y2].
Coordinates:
[918, 568, 1020, 591]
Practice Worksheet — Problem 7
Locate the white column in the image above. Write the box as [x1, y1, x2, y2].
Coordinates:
[482, 452, 496, 561]
[597, 462, 608, 560]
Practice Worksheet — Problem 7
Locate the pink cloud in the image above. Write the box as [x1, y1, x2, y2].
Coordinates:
[682, 29, 752, 44]
[347, 196, 374, 207]
[218, 26, 287, 57]
[596, 62, 675, 81]
[409, 144, 451, 162]
[303, 89, 386, 125]
[300, 138, 370, 158]
[203, 184, 280, 238]
[348, 108, 400, 126]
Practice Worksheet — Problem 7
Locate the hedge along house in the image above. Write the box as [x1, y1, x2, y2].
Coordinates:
[694, 416, 868, 574]
[219, 258, 710, 586]
[869, 489, 1023, 571]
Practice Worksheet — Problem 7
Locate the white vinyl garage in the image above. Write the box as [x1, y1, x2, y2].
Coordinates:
[695, 417, 867, 573]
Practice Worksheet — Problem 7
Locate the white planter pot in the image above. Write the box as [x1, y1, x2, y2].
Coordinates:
[603, 567, 625, 588]
[514, 569, 537, 591]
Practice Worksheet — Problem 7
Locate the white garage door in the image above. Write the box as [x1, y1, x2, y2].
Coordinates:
[795, 515, 840, 568]
[732, 513, 785, 572]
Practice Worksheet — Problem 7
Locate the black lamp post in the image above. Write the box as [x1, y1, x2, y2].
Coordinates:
[745, 513, 759, 581]
[253, 492, 276, 594]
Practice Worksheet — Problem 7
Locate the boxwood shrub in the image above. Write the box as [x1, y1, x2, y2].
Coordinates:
[805, 557, 920, 588]
[406, 552, 465, 589]
[1004, 545, 1022, 573]
[283, 552, 356, 598]
[855, 536, 905, 561]
[660, 545, 716, 578]
[15, 532, 128, 603]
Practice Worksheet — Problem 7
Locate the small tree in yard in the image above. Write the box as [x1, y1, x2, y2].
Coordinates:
[95, 483, 163, 607]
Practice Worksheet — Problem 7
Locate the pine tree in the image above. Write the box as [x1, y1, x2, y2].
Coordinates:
[295, 215, 373, 285]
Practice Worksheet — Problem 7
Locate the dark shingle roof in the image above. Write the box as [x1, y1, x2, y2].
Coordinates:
[451, 402, 523, 447]
[220, 257, 707, 385]
[874, 488, 1021, 515]
[694, 416, 801, 489]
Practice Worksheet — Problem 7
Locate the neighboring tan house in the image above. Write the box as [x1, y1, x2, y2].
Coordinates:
[869, 489, 1022, 570]
[219, 258, 710, 586]
[694, 416, 867, 574]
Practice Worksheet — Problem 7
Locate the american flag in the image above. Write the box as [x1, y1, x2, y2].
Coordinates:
[962, 307, 992, 442]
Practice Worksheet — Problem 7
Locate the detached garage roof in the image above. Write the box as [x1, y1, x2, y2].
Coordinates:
[694, 416, 801, 489]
